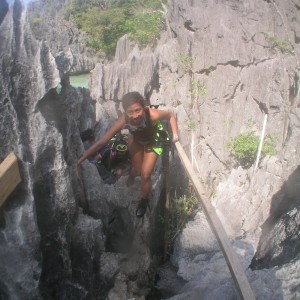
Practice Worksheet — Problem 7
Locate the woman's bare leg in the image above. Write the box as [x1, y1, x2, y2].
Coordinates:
[127, 139, 143, 186]
[140, 149, 158, 199]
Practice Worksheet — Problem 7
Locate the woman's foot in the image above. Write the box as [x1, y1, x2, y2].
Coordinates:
[136, 198, 149, 218]
[126, 174, 136, 187]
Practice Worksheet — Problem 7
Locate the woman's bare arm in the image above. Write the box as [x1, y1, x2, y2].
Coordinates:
[78, 115, 126, 164]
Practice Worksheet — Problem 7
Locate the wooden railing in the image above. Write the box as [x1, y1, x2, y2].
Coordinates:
[0, 152, 21, 206]
[175, 142, 256, 300]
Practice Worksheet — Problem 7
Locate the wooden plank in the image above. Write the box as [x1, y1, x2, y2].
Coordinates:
[175, 142, 256, 300]
[0, 152, 21, 206]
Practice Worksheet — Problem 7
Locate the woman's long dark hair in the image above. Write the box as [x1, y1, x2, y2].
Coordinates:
[121, 92, 145, 110]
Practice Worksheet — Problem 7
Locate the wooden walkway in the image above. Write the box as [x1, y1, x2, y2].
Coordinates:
[175, 142, 256, 300]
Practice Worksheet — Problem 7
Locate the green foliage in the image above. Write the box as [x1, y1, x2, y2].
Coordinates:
[166, 194, 199, 253]
[227, 131, 277, 168]
[72, 6, 128, 55]
[29, 17, 43, 36]
[175, 54, 196, 73]
[126, 11, 164, 48]
[261, 133, 278, 157]
[260, 32, 294, 54]
[64, 0, 165, 56]
[185, 118, 197, 131]
[111, 0, 163, 10]
[191, 79, 207, 98]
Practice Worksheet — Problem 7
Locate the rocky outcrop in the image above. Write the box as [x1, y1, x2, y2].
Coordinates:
[90, 36, 159, 103]
[0, 0, 8, 24]
[157, 0, 299, 299]
[251, 166, 300, 269]
[0, 1, 166, 299]
[27, 0, 97, 74]
[1, 0, 300, 299]
[0, 4, 97, 299]
[0, 0, 59, 298]
[87, 0, 300, 298]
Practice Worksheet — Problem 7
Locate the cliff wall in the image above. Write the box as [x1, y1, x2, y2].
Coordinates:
[0, 0, 299, 299]
[89, 0, 300, 298]
[0, 1, 165, 299]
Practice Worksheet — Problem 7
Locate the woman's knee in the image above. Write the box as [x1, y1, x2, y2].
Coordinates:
[141, 171, 152, 181]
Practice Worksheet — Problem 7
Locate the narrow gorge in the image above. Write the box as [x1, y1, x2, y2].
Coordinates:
[0, 0, 299, 299]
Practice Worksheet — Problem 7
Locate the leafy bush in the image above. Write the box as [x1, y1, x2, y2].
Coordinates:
[126, 11, 164, 48]
[175, 54, 196, 73]
[260, 32, 294, 54]
[73, 6, 128, 55]
[64, 0, 165, 56]
[191, 79, 207, 99]
[166, 194, 199, 255]
[185, 118, 197, 131]
[227, 131, 277, 168]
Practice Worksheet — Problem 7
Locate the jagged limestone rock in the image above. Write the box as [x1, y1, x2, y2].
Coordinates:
[70, 213, 105, 296]
[0, 0, 59, 298]
[90, 35, 159, 102]
[1, 0, 300, 299]
[27, 0, 97, 74]
[171, 211, 219, 269]
[115, 34, 133, 64]
[0, 0, 8, 25]
[251, 166, 300, 269]
[147, 0, 299, 299]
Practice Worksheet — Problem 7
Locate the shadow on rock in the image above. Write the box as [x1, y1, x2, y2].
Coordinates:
[106, 208, 135, 253]
[251, 166, 300, 269]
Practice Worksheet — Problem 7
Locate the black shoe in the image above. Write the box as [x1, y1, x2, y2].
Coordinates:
[136, 198, 149, 218]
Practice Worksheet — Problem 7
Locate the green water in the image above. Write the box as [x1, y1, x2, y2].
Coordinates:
[56, 73, 90, 93]
[69, 73, 90, 88]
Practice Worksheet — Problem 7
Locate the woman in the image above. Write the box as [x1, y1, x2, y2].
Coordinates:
[78, 92, 179, 218]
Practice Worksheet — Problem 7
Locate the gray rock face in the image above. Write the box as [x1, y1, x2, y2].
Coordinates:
[164, 0, 299, 184]
[251, 166, 300, 269]
[1, 5, 169, 299]
[1, 1, 167, 299]
[0, 0, 59, 298]
[129, 0, 299, 299]
[27, 0, 97, 74]
[0, 0, 8, 25]
[90, 37, 159, 103]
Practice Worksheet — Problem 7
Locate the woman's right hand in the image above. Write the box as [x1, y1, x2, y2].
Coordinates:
[173, 134, 179, 143]
[77, 152, 86, 165]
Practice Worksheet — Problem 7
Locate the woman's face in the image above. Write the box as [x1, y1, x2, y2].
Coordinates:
[125, 102, 144, 125]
